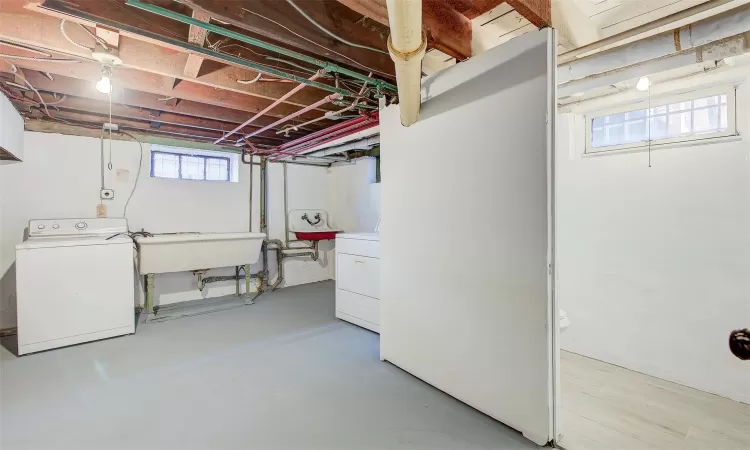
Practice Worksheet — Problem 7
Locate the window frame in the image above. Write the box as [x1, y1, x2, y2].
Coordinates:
[584, 86, 738, 154]
[150, 149, 232, 183]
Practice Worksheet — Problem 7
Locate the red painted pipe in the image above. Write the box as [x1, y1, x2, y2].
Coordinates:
[239, 94, 341, 143]
[277, 113, 375, 151]
[215, 72, 322, 144]
[274, 121, 379, 160]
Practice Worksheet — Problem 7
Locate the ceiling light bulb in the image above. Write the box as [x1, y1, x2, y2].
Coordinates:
[96, 75, 111, 94]
[636, 76, 651, 92]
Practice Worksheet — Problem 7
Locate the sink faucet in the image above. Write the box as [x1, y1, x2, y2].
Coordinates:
[301, 213, 322, 226]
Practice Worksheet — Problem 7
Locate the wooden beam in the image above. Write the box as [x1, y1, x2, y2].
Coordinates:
[467, 0, 550, 27]
[95, 26, 120, 48]
[33, 93, 290, 142]
[336, 0, 389, 25]
[336, 0, 473, 60]
[1, 11, 334, 110]
[20, 108, 286, 145]
[180, 0, 394, 77]
[336, 0, 551, 59]
[183, 54, 204, 78]
[184, 9, 210, 78]
[0, 46, 331, 122]
[0, 69, 319, 135]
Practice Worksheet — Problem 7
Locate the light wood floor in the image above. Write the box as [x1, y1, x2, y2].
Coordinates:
[560, 350, 750, 450]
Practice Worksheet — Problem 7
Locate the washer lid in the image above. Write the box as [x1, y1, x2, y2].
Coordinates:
[16, 236, 133, 250]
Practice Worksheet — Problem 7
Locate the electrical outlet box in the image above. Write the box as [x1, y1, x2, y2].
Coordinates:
[100, 188, 115, 200]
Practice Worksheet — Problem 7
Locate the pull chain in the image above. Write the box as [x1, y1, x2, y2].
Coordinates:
[647, 85, 652, 168]
[108, 85, 113, 170]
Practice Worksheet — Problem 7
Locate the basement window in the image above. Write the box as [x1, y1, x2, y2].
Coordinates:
[585, 87, 737, 153]
[150, 145, 239, 183]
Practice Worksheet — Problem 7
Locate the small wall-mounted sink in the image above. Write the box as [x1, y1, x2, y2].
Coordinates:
[288, 209, 341, 241]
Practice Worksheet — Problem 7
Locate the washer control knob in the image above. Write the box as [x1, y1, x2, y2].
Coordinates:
[37, 224, 45, 230]
[52, 224, 60, 229]
[75, 221, 87, 230]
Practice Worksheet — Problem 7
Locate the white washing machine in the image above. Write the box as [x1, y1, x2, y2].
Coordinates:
[15, 218, 135, 355]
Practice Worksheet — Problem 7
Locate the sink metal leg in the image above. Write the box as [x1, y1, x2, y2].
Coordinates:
[235, 266, 241, 296]
[244, 264, 254, 305]
[145, 273, 155, 316]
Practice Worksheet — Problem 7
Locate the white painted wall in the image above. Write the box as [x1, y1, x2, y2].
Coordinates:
[557, 83, 750, 403]
[0, 132, 333, 328]
[327, 157, 380, 233]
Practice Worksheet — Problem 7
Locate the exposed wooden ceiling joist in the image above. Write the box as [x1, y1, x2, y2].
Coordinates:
[0, 47, 335, 124]
[21, 93, 293, 143]
[21, 106, 263, 144]
[178, 0, 395, 78]
[0, 70, 313, 138]
[335, 0, 551, 60]
[184, 9, 211, 78]
[336, 0, 472, 60]
[0, 11, 335, 112]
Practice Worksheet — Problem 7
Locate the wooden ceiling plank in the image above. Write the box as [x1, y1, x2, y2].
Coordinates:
[2, 10, 333, 110]
[20, 107, 280, 145]
[95, 26, 120, 48]
[0, 69, 316, 135]
[39, 94, 289, 142]
[179, 0, 395, 77]
[184, 9, 211, 78]
[335, 0, 475, 60]
[0, 45, 330, 122]
[502, 0, 551, 28]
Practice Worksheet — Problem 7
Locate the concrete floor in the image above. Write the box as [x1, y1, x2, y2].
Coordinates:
[1, 281, 538, 450]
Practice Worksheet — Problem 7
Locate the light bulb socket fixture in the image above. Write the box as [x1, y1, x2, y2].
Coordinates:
[636, 76, 651, 92]
[96, 66, 113, 94]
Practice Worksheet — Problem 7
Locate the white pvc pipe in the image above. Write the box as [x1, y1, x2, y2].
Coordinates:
[386, 0, 426, 127]
[306, 135, 380, 158]
[558, 0, 750, 64]
[558, 5, 750, 85]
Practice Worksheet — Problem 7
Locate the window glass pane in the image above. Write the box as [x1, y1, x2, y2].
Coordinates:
[591, 126, 606, 148]
[205, 157, 229, 181]
[669, 100, 692, 112]
[694, 107, 721, 133]
[590, 91, 732, 149]
[649, 115, 668, 140]
[667, 111, 692, 135]
[181, 155, 205, 180]
[152, 153, 179, 179]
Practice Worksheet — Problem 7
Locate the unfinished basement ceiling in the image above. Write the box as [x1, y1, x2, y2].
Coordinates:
[0, 0, 549, 155]
[0, 0, 736, 156]
[424, 0, 720, 75]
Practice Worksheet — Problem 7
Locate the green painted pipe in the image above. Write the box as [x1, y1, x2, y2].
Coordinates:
[126, 0, 397, 93]
[41, 0, 354, 96]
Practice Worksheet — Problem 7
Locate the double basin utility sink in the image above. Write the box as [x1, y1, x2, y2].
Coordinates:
[135, 232, 266, 274]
